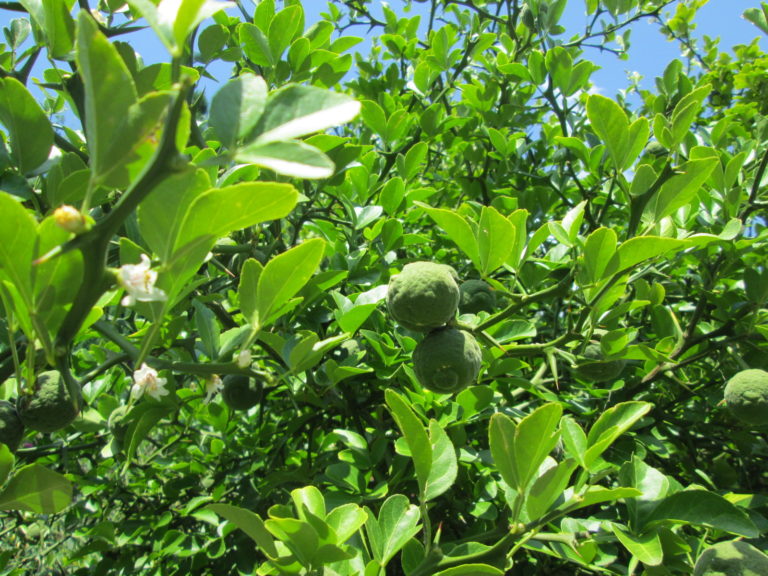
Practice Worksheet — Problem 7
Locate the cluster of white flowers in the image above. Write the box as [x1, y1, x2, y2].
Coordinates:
[131, 363, 169, 401]
[204, 375, 224, 404]
[118, 254, 167, 307]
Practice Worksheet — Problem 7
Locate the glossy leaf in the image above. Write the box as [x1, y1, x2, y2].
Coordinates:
[250, 85, 360, 144]
[587, 94, 629, 170]
[385, 389, 432, 497]
[478, 206, 516, 275]
[0, 78, 54, 173]
[209, 74, 268, 149]
[205, 503, 278, 557]
[254, 238, 325, 329]
[424, 420, 458, 501]
[642, 491, 759, 537]
[0, 464, 73, 514]
[235, 140, 336, 179]
[611, 525, 663, 566]
[416, 202, 481, 269]
[365, 494, 421, 567]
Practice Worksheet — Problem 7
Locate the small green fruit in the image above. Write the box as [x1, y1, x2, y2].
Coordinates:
[571, 343, 626, 382]
[387, 262, 460, 332]
[693, 540, 768, 576]
[413, 328, 482, 393]
[724, 369, 768, 426]
[0, 400, 24, 451]
[459, 280, 496, 314]
[221, 375, 260, 411]
[18, 371, 79, 433]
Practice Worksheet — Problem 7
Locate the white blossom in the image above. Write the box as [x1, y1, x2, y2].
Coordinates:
[204, 374, 223, 404]
[131, 363, 169, 401]
[119, 254, 167, 306]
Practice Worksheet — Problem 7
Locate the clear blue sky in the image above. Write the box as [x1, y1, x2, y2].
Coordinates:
[0, 0, 764, 115]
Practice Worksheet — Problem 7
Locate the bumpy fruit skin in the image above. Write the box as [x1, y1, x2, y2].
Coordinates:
[387, 262, 460, 332]
[18, 371, 79, 433]
[693, 540, 768, 576]
[724, 369, 768, 426]
[221, 375, 261, 411]
[0, 400, 24, 451]
[459, 280, 496, 314]
[413, 328, 482, 393]
[571, 343, 626, 382]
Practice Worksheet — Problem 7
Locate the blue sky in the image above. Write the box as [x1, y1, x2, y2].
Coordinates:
[0, 1, 764, 113]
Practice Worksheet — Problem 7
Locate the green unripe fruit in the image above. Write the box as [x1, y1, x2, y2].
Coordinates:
[724, 369, 768, 426]
[18, 371, 79, 433]
[459, 280, 497, 314]
[571, 343, 626, 382]
[387, 262, 460, 332]
[221, 375, 261, 411]
[0, 400, 24, 451]
[413, 328, 482, 393]
[693, 540, 768, 576]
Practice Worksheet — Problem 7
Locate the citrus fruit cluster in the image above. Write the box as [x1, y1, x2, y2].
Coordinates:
[387, 262, 483, 393]
[221, 374, 261, 411]
[17, 370, 79, 433]
[723, 369, 768, 427]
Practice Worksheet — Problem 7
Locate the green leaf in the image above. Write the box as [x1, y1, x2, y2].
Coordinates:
[254, 238, 325, 329]
[238, 258, 262, 329]
[489, 412, 519, 491]
[416, 202, 481, 269]
[175, 182, 299, 257]
[616, 237, 688, 272]
[526, 458, 578, 519]
[205, 503, 278, 557]
[19, 0, 74, 59]
[744, 5, 768, 35]
[250, 85, 360, 144]
[0, 464, 73, 514]
[434, 565, 504, 576]
[0, 78, 54, 173]
[424, 420, 458, 501]
[649, 158, 718, 222]
[291, 486, 326, 522]
[0, 444, 14, 485]
[624, 117, 650, 170]
[642, 490, 759, 537]
[127, 0, 234, 57]
[235, 140, 336, 179]
[611, 526, 663, 566]
[587, 94, 629, 171]
[385, 389, 432, 497]
[265, 517, 319, 567]
[513, 403, 563, 493]
[560, 416, 588, 468]
[572, 486, 642, 510]
[581, 227, 618, 285]
[326, 503, 367, 543]
[124, 402, 174, 464]
[0, 193, 37, 314]
[478, 206, 516, 275]
[138, 169, 212, 263]
[365, 494, 421, 567]
[76, 12, 143, 185]
[585, 402, 652, 469]
[268, 4, 303, 60]
[239, 22, 274, 66]
[209, 74, 268, 149]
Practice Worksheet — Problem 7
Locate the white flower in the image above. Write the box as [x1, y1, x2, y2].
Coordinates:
[204, 375, 223, 404]
[119, 254, 167, 306]
[131, 363, 169, 401]
[236, 349, 252, 369]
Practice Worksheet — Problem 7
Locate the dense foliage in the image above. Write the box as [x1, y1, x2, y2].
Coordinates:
[1, 0, 767, 574]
